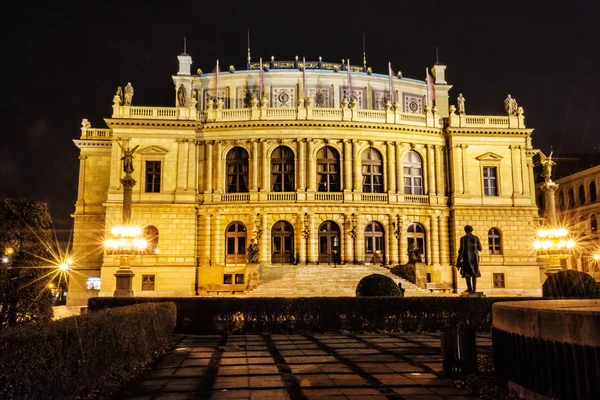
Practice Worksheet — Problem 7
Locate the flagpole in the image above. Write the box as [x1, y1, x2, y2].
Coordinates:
[425, 67, 429, 108]
[388, 62, 394, 103]
[216, 60, 220, 102]
[259, 57, 263, 101]
[347, 59, 352, 99]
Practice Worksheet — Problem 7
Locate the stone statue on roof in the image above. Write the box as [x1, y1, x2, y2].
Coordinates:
[504, 94, 518, 116]
[124, 82, 134, 105]
[457, 93, 466, 114]
[177, 84, 187, 107]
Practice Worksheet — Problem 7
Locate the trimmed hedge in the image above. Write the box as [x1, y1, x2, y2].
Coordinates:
[542, 270, 600, 298]
[0, 302, 176, 400]
[89, 297, 541, 335]
[356, 274, 402, 296]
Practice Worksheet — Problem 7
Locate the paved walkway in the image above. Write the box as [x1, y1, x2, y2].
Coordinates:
[115, 333, 491, 400]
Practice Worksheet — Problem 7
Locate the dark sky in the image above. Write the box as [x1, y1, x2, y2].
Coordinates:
[1, 0, 598, 236]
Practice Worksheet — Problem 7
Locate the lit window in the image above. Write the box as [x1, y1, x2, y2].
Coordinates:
[86, 277, 101, 290]
[362, 148, 383, 193]
[271, 146, 295, 192]
[403, 151, 423, 195]
[235, 274, 244, 284]
[483, 166, 498, 196]
[226, 147, 249, 193]
[317, 146, 340, 192]
[141, 275, 155, 291]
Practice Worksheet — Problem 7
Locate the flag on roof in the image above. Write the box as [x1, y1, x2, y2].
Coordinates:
[426, 67, 435, 107]
[388, 62, 395, 103]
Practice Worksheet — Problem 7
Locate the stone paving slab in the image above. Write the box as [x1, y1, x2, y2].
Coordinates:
[114, 333, 488, 400]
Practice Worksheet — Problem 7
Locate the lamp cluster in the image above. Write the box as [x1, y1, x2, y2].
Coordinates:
[533, 227, 575, 253]
[104, 225, 148, 255]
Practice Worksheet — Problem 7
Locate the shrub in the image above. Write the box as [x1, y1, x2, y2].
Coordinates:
[0, 302, 176, 400]
[542, 270, 600, 298]
[356, 274, 402, 297]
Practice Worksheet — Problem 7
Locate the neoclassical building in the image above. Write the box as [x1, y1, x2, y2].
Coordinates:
[68, 52, 542, 306]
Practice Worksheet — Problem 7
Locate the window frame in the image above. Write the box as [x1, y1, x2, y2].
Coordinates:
[141, 274, 156, 291]
[362, 148, 384, 193]
[317, 146, 341, 193]
[488, 227, 502, 255]
[402, 150, 423, 195]
[226, 147, 249, 193]
[145, 160, 162, 193]
[271, 146, 295, 192]
[493, 273, 505, 289]
[483, 166, 498, 196]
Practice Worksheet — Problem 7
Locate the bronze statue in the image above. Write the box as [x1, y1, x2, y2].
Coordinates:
[247, 239, 259, 263]
[118, 142, 139, 175]
[408, 242, 422, 263]
[457, 225, 482, 292]
[539, 151, 555, 182]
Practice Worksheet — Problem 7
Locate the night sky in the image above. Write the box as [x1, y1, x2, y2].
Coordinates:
[1, 0, 598, 237]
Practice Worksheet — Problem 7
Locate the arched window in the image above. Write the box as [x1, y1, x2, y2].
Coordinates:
[558, 191, 565, 211]
[488, 228, 502, 255]
[226, 147, 249, 193]
[318, 220, 341, 264]
[144, 225, 159, 254]
[271, 146, 295, 192]
[403, 151, 423, 195]
[271, 221, 294, 264]
[317, 146, 340, 192]
[568, 188, 575, 209]
[225, 222, 247, 264]
[579, 184, 586, 205]
[590, 181, 597, 203]
[364, 221, 385, 264]
[407, 223, 426, 263]
[591, 214, 597, 233]
[362, 148, 383, 193]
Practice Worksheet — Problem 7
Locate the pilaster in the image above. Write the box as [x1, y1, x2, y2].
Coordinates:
[214, 141, 223, 193]
[386, 142, 396, 193]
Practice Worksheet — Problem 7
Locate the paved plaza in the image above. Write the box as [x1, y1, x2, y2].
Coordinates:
[114, 333, 491, 400]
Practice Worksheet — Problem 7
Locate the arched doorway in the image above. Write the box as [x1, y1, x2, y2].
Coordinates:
[407, 222, 426, 263]
[364, 221, 385, 264]
[271, 221, 294, 264]
[318, 221, 341, 264]
[225, 222, 247, 264]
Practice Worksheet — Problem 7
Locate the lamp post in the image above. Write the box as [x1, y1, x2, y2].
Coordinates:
[104, 141, 146, 297]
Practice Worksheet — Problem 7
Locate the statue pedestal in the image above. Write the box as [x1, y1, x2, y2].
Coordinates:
[460, 291, 485, 298]
[414, 262, 427, 289]
[114, 268, 135, 297]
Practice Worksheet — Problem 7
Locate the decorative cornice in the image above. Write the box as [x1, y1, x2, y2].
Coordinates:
[73, 139, 113, 149]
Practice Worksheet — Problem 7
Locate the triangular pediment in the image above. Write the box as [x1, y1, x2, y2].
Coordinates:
[138, 145, 169, 155]
[475, 152, 503, 161]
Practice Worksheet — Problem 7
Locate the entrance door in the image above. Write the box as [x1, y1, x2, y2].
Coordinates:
[318, 221, 341, 264]
[226, 222, 247, 264]
[364, 221, 385, 264]
[272, 221, 294, 264]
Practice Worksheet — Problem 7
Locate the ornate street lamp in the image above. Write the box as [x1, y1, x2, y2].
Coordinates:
[535, 151, 575, 275]
[104, 141, 146, 297]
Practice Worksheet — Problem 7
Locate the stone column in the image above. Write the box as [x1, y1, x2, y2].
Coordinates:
[396, 142, 403, 193]
[75, 155, 87, 211]
[386, 142, 396, 193]
[214, 141, 223, 193]
[213, 213, 222, 266]
[354, 214, 364, 264]
[427, 144, 436, 196]
[399, 215, 408, 264]
[307, 213, 317, 263]
[521, 146, 530, 197]
[200, 213, 210, 266]
[435, 145, 445, 196]
[109, 140, 121, 190]
[343, 139, 352, 192]
[461, 144, 469, 194]
[307, 139, 316, 192]
[298, 139, 306, 191]
[176, 139, 186, 191]
[259, 213, 269, 264]
[389, 214, 399, 265]
[352, 140, 361, 192]
[251, 139, 259, 191]
[440, 213, 450, 266]
[205, 141, 213, 193]
[425, 218, 432, 265]
[344, 213, 354, 264]
[261, 140, 269, 191]
[431, 213, 440, 265]
[299, 212, 307, 264]
[187, 139, 195, 191]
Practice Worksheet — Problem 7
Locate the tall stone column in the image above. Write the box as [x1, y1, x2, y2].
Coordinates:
[435, 145, 444, 196]
[298, 139, 306, 191]
[214, 141, 223, 193]
[425, 218, 432, 265]
[431, 212, 440, 265]
[75, 155, 87, 211]
[213, 213, 222, 266]
[176, 138, 186, 191]
[251, 139, 259, 191]
[427, 145, 436, 195]
[520, 146, 530, 196]
[259, 213, 269, 264]
[201, 213, 211, 266]
[440, 213, 450, 266]
[261, 140, 269, 191]
[399, 215, 408, 264]
[352, 140, 361, 192]
[389, 214, 399, 265]
[386, 142, 396, 193]
[543, 182, 560, 225]
[460, 144, 469, 194]
[205, 141, 213, 193]
[114, 172, 137, 297]
[343, 139, 352, 192]
[299, 212, 308, 264]
[308, 213, 317, 263]
[396, 142, 404, 193]
[307, 139, 315, 192]
[344, 213, 354, 264]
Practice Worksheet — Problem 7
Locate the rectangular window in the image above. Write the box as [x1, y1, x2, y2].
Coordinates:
[145, 161, 161, 193]
[235, 274, 244, 284]
[483, 166, 498, 196]
[223, 274, 232, 284]
[493, 273, 505, 288]
[141, 274, 155, 291]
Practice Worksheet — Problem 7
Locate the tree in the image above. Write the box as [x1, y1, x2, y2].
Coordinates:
[356, 274, 403, 297]
[0, 199, 54, 327]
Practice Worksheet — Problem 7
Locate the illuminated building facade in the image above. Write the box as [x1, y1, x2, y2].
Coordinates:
[68, 52, 542, 306]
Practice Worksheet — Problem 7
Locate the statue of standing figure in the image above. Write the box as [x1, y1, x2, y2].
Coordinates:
[539, 151, 556, 182]
[504, 94, 518, 116]
[247, 239, 259, 263]
[457, 225, 482, 293]
[408, 242, 422, 264]
[177, 84, 187, 107]
[118, 142, 139, 175]
[124, 82, 134, 105]
[457, 93, 466, 114]
[115, 86, 123, 105]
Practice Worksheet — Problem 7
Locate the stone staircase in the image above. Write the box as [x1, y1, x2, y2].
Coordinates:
[245, 264, 430, 297]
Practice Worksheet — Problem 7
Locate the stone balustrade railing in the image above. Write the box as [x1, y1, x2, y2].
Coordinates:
[447, 113, 526, 129]
[80, 128, 113, 140]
